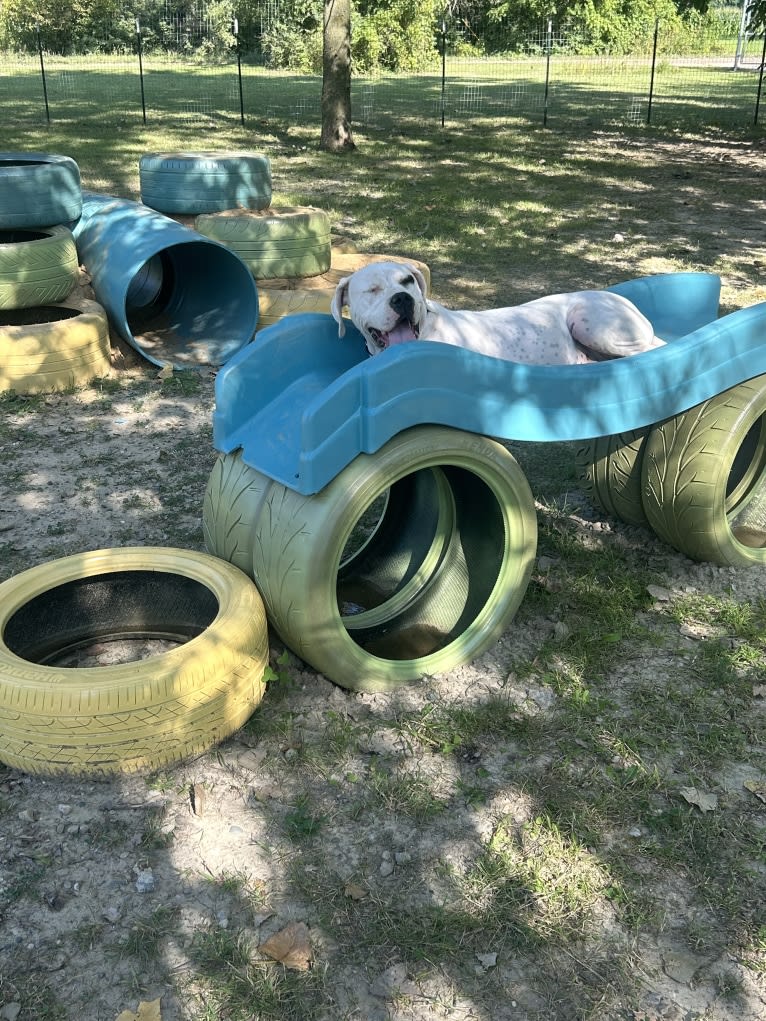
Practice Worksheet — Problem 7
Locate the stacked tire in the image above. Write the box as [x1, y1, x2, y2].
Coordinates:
[576, 377, 766, 567]
[0, 153, 111, 394]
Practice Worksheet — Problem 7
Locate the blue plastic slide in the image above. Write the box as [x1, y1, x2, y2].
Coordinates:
[213, 272, 766, 495]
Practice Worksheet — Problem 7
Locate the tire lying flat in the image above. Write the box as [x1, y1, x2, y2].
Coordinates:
[0, 153, 82, 228]
[0, 548, 269, 776]
[139, 151, 272, 215]
[196, 206, 332, 279]
[0, 296, 112, 394]
[0, 225, 79, 310]
[203, 426, 538, 692]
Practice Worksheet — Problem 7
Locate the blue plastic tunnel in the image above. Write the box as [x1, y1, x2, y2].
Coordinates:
[72, 192, 258, 369]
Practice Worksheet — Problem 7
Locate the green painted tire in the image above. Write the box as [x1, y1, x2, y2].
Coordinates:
[196, 206, 332, 279]
[0, 548, 269, 776]
[642, 376, 766, 566]
[0, 225, 79, 310]
[575, 429, 651, 527]
[203, 427, 538, 692]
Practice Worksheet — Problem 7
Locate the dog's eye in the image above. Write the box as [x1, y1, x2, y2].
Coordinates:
[399, 275, 415, 286]
[367, 286, 382, 295]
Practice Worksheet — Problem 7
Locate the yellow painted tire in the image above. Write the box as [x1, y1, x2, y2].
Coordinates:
[0, 296, 112, 394]
[0, 548, 269, 776]
[203, 427, 537, 693]
[196, 206, 332, 279]
[0, 225, 79, 310]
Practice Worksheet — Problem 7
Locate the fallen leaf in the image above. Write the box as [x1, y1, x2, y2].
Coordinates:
[157, 364, 173, 380]
[680, 786, 718, 812]
[260, 922, 312, 970]
[744, 780, 766, 803]
[344, 881, 368, 900]
[115, 998, 162, 1021]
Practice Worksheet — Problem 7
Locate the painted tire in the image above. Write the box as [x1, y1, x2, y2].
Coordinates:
[574, 429, 650, 527]
[0, 153, 82, 228]
[0, 548, 269, 776]
[139, 151, 272, 215]
[255, 252, 431, 332]
[196, 206, 332, 279]
[0, 296, 112, 394]
[203, 427, 538, 692]
[0, 225, 79, 310]
[642, 377, 766, 566]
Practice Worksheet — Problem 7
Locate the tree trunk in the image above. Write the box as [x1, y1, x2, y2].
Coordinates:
[320, 0, 355, 152]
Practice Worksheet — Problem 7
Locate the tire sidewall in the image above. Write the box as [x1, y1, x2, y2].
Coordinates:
[255, 427, 537, 690]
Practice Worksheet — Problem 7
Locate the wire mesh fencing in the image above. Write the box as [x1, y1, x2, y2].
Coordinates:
[2, 15, 764, 134]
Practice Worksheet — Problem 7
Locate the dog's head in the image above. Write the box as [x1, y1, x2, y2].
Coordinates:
[330, 261, 429, 356]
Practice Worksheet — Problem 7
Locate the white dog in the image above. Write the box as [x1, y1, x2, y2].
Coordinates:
[330, 261, 665, 365]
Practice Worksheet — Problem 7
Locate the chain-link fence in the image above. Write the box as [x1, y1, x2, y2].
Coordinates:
[2, 10, 765, 133]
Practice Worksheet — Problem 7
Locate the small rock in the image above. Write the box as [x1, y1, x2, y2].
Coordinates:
[379, 860, 394, 878]
[476, 952, 498, 969]
[57, 804, 72, 816]
[628, 826, 643, 838]
[103, 906, 121, 923]
[0, 1003, 21, 1021]
[394, 851, 412, 865]
[135, 869, 155, 893]
[18, 809, 37, 823]
[612, 232, 626, 242]
[647, 584, 671, 601]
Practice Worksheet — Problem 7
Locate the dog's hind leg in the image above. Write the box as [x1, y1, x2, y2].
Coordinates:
[567, 292, 665, 360]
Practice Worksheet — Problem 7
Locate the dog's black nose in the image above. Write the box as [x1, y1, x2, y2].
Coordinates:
[390, 291, 415, 318]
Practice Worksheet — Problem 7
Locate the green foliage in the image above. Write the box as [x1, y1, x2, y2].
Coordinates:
[353, 0, 442, 73]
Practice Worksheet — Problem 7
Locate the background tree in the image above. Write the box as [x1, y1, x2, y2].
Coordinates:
[320, 0, 355, 152]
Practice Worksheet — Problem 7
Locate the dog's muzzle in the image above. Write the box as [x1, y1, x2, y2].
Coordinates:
[367, 290, 420, 351]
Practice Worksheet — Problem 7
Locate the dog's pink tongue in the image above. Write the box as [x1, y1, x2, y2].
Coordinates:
[386, 322, 418, 346]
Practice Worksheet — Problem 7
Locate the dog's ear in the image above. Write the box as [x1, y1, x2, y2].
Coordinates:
[330, 277, 350, 337]
[407, 264, 428, 299]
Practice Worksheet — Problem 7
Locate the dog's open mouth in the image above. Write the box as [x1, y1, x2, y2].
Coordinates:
[368, 317, 420, 350]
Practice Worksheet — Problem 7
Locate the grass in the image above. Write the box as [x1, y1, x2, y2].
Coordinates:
[0, 62, 764, 1021]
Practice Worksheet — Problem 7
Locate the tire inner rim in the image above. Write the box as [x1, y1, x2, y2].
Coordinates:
[3, 570, 219, 666]
[337, 465, 505, 661]
[727, 416, 766, 548]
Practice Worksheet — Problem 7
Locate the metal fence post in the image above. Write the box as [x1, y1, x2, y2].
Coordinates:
[36, 27, 50, 123]
[543, 18, 553, 127]
[440, 19, 447, 127]
[755, 32, 766, 126]
[647, 18, 659, 124]
[233, 17, 245, 126]
[135, 18, 147, 125]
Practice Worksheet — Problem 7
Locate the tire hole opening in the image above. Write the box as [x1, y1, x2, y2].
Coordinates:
[727, 416, 766, 548]
[1, 306, 81, 327]
[338, 466, 506, 661]
[3, 570, 219, 667]
[0, 229, 50, 244]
